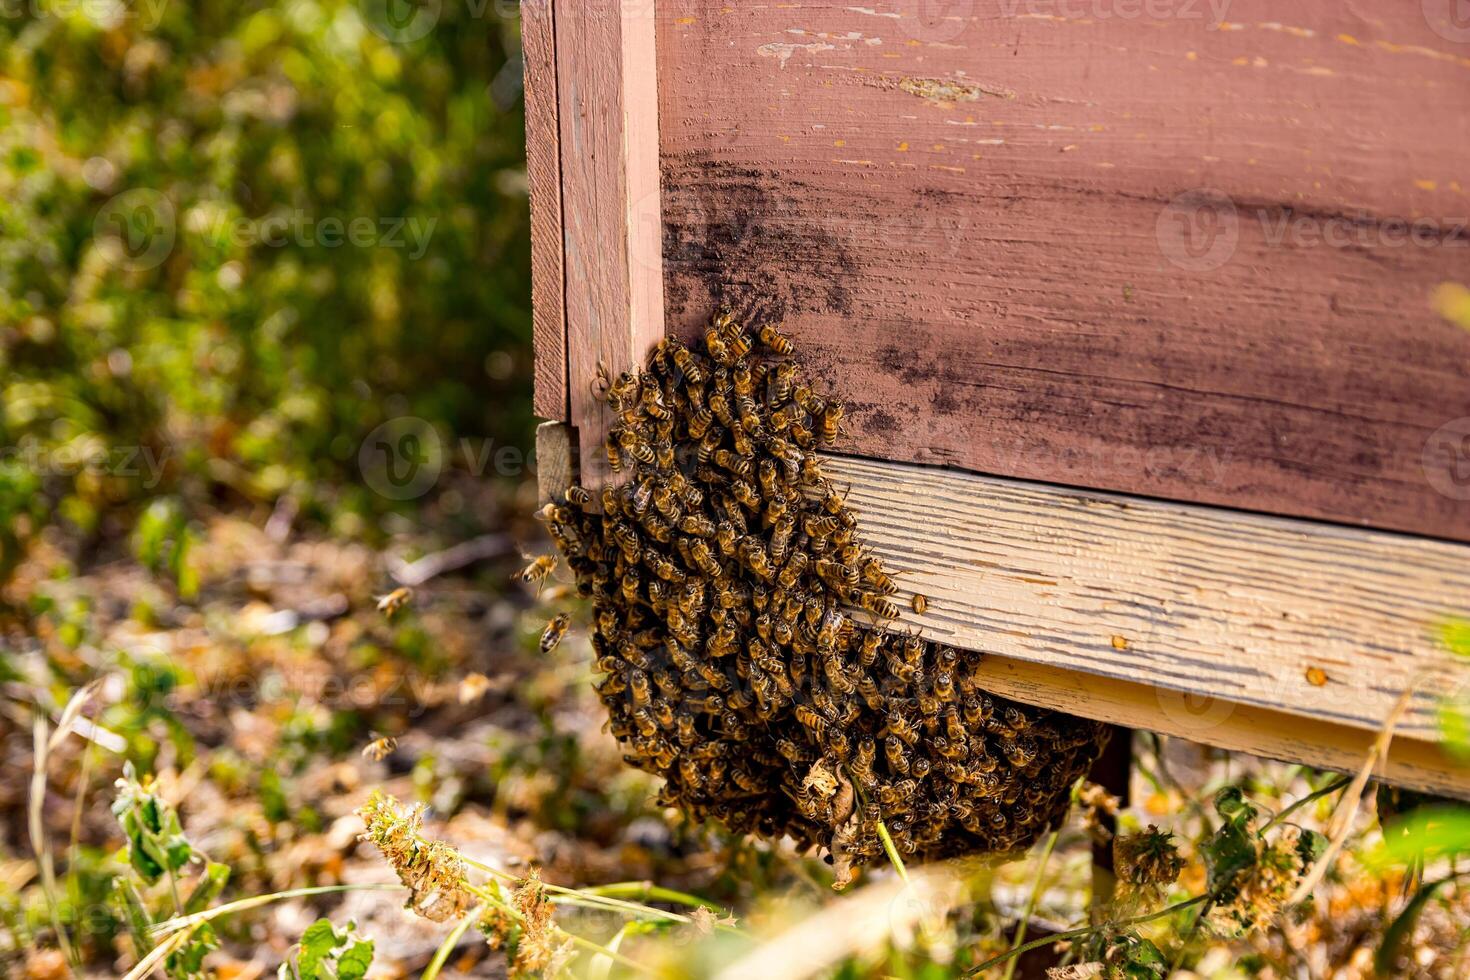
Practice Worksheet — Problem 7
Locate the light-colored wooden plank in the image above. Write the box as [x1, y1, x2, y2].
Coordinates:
[522, 0, 568, 422]
[557, 0, 666, 493]
[659, 1, 1470, 541]
[535, 421, 573, 506]
[974, 656, 1469, 801]
[822, 454, 1470, 743]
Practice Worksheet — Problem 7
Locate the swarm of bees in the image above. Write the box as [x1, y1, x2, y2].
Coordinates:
[541, 310, 1108, 882]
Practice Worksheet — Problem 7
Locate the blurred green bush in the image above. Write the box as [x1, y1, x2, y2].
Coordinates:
[0, 0, 534, 578]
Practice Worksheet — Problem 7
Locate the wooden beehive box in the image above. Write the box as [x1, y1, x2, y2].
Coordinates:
[523, 1, 1470, 795]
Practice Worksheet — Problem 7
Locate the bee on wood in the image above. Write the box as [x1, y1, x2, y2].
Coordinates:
[540, 612, 571, 653]
[859, 593, 903, 621]
[362, 735, 398, 761]
[670, 343, 704, 384]
[605, 436, 624, 472]
[375, 587, 413, 618]
[759, 323, 794, 355]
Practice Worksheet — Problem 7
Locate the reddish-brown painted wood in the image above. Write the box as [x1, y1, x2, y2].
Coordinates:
[656, 1, 1470, 541]
[557, 0, 667, 492]
[522, 0, 568, 421]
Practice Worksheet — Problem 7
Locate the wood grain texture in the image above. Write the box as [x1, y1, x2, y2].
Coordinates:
[535, 420, 573, 505]
[558, 0, 666, 492]
[976, 656, 1469, 800]
[821, 454, 1470, 742]
[657, 1, 1470, 541]
[522, 0, 568, 422]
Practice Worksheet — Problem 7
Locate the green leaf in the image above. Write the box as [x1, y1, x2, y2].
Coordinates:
[1375, 877, 1453, 976]
[336, 939, 374, 980]
[1441, 619, 1470, 657]
[184, 861, 231, 915]
[296, 918, 341, 979]
[1367, 805, 1470, 869]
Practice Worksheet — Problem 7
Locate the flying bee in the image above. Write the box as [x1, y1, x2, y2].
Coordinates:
[361, 735, 398, 761]
[759, 323, 794, 355]
[540, 612, 571, 653]
[375, 587, 413, 618]
[516, 555, 558, 595]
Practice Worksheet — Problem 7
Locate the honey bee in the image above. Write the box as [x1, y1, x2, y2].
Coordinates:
[516, 555, 558, 594]
[857, 674, 883, 711]
[362, 735, 398, 761]
[670, 342, 704, 384]
[628, 668, 652, 707]
[794, 704, 830, 738]
[375, 587, 413, 618]
[605, 437, 623, 472]
[540, 612, 571, 653]
[859, 593, 903, 621]
[910, 593, 929, 614]
[819, 402, 845, 446]
[885, 735, 911, 774]
[759, 323, 794, 354]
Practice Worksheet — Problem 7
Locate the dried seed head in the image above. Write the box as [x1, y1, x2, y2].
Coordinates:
[357, 791, 473, 922]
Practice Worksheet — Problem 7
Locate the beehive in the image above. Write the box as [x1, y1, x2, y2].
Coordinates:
[542, 313, 1107, 878]
[524, 1, 1470, 800]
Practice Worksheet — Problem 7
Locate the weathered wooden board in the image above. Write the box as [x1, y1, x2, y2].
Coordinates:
[531, 424, 1470, 794]
[556, 0, 667, 491]
[522, 0, 568, 422]
[657, 1, 1470, 542]
[824, 454, 1470, 743]
[976, 656, 1469, 801]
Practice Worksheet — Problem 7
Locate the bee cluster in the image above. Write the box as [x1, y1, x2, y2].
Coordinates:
[541, 312, 1107, 881]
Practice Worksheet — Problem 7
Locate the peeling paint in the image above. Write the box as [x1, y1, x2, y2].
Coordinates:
[757, 41, 836, 67]
[897, 76, 1013, 104]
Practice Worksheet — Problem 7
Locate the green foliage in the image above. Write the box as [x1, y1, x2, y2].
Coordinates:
[281, 918, 375, 980]
[112, 762, 195, 885]
[132, 496, 198, 596]
[1200, 787, 1259, 902]
[0, 0, 533, 578]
